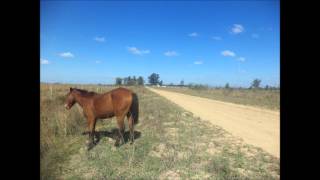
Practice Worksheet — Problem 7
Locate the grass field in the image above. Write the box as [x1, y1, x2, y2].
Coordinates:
[154, 87, 280, 110]
[40, 84, 279, 179]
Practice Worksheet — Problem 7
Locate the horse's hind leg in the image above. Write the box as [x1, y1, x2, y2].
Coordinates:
[115, 114, 125, 147]
[127, 112, 134, 144]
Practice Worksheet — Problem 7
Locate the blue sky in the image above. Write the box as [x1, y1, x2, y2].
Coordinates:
[40, 0, 279, 87]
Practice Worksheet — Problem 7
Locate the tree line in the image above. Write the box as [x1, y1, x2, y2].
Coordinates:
[115, 73, 279, 90]
[115, 73, 164, 86]
[115, 76, 144, 86]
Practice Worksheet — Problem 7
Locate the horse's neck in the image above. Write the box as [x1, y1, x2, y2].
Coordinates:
[74, 93, 90, 108]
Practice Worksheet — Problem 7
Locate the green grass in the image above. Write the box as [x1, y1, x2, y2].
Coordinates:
[155, 87, 280, 110]
[40, 84, 279, 179]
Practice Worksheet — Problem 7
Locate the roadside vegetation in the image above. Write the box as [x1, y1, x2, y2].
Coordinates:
[41, 83, 279, 179]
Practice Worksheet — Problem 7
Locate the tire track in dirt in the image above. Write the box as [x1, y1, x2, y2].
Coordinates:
[147, 87, 280, 158]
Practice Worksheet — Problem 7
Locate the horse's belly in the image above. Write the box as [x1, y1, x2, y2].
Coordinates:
[97, 112, 114, 119]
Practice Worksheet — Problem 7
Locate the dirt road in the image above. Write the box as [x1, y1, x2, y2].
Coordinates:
[147, 87, 280, 158]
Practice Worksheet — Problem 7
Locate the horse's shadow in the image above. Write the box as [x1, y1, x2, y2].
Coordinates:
[82, 129, 141, 149]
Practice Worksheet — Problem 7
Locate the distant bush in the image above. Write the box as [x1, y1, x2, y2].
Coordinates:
[188, 83, 209, 90]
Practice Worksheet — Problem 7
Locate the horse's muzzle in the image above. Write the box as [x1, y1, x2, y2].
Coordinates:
[64, 104, 70, 110]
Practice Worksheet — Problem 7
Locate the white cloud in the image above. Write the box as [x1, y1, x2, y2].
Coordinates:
[127, 47, 150, 55]
[221, 50, 236, 57]
[231, 24, 244, 34]
[95, 60, 101, 64]
[94, 37, 105, 42]
[194, 61, 203, 65]
[212, 36, 222, 40]
[40, 59, 50, 64]
[164, 51, 179, 57]
[237, 57, 246, 62]
[188, 32, 198, 37]
[221, 50, 245, 62]
[59, 52, 74, 58]
[251, 33, 259, 39]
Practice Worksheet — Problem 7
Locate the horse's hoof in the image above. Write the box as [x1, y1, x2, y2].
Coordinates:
[114, 141, 120, 147]
[114, 141, 123, 147]
[87, 143, 94, 151]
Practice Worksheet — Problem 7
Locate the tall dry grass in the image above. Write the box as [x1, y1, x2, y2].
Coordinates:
[40, 84, 116, 178]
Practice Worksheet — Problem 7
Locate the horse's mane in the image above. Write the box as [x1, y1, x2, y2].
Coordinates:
[73, 88, 97, 97]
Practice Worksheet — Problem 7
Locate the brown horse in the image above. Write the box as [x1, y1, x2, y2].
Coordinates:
[64, 87, 139, 150]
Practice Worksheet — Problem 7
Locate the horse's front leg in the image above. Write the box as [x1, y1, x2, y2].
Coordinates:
[86, 117, 97, 150]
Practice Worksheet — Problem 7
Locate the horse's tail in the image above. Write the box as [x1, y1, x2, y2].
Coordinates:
[130, 92, 139, 125]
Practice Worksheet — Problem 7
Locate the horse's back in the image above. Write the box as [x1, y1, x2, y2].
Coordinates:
[110, 87, 133, 99]
[110, 88, 133, 113]
[111, 87, 132, 93]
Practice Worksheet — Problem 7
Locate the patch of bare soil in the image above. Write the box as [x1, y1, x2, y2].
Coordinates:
[148, 88, 280, 158]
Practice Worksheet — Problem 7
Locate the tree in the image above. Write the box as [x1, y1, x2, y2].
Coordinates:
[133, 76, 137, 85]
[225, 83, 230, 89]
[180, 80, 184, 86]
[148, 73, 160, 85]
[137, 76, 144, 85]
[265, 85, 269, 90]
[127, 76, 135, 86]
[115, 77, 122, 85]
[123, 77, 128, 85]
[251, 79, 261, 89]
[159, 80, 163, 86]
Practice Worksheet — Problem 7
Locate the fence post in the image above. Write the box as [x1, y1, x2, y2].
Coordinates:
[50, 85, 53, 99]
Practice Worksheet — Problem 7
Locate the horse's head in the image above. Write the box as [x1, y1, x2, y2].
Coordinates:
[65, 87, 76, 110]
